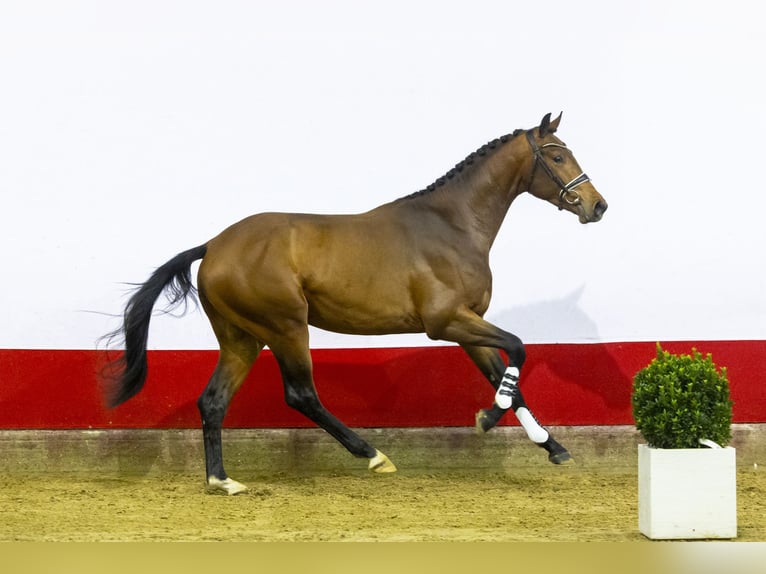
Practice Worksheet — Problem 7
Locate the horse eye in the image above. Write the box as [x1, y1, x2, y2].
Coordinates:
[553, 155, 564, 164]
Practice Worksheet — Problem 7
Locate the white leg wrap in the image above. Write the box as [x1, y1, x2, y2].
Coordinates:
[494, 366, 519, 409]
[515, 407, 550, 444]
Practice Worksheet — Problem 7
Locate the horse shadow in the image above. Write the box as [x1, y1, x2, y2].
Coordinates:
[488, 285, 633, 413]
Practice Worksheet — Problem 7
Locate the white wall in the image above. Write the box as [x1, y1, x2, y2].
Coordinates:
[1, 0, 764, 350]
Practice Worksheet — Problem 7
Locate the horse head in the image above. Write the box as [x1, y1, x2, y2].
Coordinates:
[525, 112, 608, 224]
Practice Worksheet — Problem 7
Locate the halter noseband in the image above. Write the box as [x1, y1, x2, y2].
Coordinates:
[525, 130, 590, 210]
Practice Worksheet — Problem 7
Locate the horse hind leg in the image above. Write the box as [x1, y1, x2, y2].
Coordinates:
[198, 341, 262, 495]
[271, 335, 397, 474]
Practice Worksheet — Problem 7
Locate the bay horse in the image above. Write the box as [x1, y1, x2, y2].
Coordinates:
[105, 113, 607, 495]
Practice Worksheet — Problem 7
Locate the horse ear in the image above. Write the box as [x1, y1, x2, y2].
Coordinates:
[539, 112, 562, 136]
[548, 111, 563, 133]
[538, 113, 552, 137]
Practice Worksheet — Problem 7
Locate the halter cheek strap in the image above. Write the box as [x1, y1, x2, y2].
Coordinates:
[525, 130, 590, 210]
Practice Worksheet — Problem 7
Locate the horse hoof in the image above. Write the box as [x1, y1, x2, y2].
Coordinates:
[369, 449, 397, 473]
[548, 451, 574, 465]
[206, 476, 249, 495]
[475, 409, 491, 434]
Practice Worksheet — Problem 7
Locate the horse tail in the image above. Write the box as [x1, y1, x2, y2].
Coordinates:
[104, 244, 208, 408]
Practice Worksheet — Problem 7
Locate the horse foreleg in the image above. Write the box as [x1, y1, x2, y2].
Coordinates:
[458, 344, 510, 431]
[461, 344, 573, 465]
[496, 368, 573, 465]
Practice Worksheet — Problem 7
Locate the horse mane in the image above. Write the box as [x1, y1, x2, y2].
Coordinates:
[399, 128, 526, 201]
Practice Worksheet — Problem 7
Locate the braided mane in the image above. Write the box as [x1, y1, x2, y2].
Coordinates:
[399, 128, 525, 200]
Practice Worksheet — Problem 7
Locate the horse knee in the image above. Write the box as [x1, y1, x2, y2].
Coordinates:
[506, 335, 526, 368]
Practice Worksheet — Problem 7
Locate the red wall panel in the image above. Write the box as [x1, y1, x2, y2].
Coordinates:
[0, 341, 763, 429]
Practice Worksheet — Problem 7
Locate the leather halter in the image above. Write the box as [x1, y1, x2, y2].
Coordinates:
[525, 129, 590, 210]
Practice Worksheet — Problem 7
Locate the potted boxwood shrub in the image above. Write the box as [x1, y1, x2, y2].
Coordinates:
[632, 344, 736, 539]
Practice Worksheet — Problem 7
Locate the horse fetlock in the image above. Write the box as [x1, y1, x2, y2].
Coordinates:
[368, 449, 397, 473]
[206, 476, 249, 495]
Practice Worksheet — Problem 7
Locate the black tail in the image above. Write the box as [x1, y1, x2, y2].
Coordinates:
[104, 244, 208, 408]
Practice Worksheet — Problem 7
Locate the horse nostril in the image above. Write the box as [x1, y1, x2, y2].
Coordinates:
[594, 200, 608, 219]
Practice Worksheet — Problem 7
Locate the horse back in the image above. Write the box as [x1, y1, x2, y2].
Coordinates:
[199, 209, 437, 335]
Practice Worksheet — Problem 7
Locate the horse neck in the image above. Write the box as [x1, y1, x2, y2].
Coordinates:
[417, 139, 529, 251]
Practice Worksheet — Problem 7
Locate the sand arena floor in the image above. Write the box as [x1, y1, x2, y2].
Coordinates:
[1, 425, 764, 542]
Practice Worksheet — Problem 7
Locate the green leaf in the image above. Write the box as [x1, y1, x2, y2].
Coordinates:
[631, 343, 732, 448]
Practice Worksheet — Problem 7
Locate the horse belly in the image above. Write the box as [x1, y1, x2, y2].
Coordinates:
[303, 272, 423, 336]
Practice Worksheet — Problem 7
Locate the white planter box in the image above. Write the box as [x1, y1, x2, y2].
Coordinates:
[638, 443, 737, 539]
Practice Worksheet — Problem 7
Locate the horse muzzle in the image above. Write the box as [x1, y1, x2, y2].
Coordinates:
[579, 197, 608, 224]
